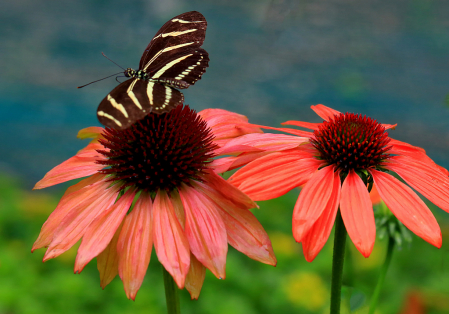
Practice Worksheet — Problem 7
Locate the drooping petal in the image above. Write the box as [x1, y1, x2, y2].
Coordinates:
[32, 174, 108, 251]
[201, 170, 257, 210]
[74, 188, 136, 273]
[387, 156, 449, 212]
[253, 124, 313, 137]
[194, 175, 276, 265]
[34, 155, 105, 189]
[229, 150, 322, 201]
[369, 183, 381, 205]
[281, 120, 320, 130]
[371, 170, 442, 248]
[117, 194, 153, 300]
[215, 133, 307, 156]
[185, 253, 206, 300]
[292, 165, 337, 243]
[310, 104, 340, 121]
[42, 183, 121, 261]
[301, 169, 341, 262]
[97, 221, 123, 289]
[153, 190, 190, 288]
[198, 109, 262, 142]
[340, 170, 375, 257]
[179, 184, 228, 279]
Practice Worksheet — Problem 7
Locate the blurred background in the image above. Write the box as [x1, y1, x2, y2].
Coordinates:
[1, 0, 449, 313]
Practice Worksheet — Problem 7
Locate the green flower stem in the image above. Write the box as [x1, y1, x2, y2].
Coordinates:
[162, 266, 181, 314]
[368, 236, 395, 314]
[330, 210, 347, 314]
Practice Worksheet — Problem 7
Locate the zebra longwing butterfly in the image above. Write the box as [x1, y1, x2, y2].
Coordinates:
[96, 11, 209, 130]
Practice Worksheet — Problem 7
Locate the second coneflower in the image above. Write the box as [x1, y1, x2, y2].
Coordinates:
[33, 105, 276, 300]
[228, 104, 449, 261]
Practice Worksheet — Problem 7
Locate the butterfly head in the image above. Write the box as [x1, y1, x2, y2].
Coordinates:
[124, 68, 136, 78]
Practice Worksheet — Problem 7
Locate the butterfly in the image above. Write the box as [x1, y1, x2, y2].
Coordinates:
[96, 11, 209, 130]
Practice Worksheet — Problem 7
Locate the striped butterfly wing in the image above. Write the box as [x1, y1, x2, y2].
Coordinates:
[97, 79, 183, 130]
[139, 11, 208, 72]
[148, 48, 209, 87]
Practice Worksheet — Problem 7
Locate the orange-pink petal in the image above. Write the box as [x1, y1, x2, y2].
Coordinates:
[229, 150, 322, 201]
[97, 221, 123, 289]
[281, 120, 320, 130]
[371, 170, 442, 248]
[215, 133, 307, 156]
[34, 155, 105, 189]
[185, 253, 206, 300]
[179, 184, 228, 279]
[301, 169, 341, 262]
[153, 190, 190, 288]
[340, 170, 375, 257]
[42, 183, 121, 261]
[117, 194, 154, 300]
[74, 188, 136, 273]
[198, 109, 262, 142]
[292, 165, 336, 243]
[387, 156, 449, 213]
[310, 104, 340, 121]
[32, 174, 109, 251]
[194, 176, 276, 265]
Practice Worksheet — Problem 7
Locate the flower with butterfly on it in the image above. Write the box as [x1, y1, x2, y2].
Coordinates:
[33, 105, 278, 300]
[227, 104, 449, 261]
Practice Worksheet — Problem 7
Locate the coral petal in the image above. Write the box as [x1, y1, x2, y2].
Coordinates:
[310, 104, 340, 121]
[230, 150, 322, 201]
[292, 165, 336, 243]
[387, 156, 449, 213]
[74, 189, 136, 273]
[281, 121, 320, 130]
[153, 190, 190, 288]
[185, 253, 206, 300]
[42, 182, 121, 261]
[117, 194, 153, 300]
[32, 174, 107, 251]
[97, 221, 123, 289]
[301, 170, 340, 261]
[371, 170, 442, 248]
[340, 170, 375, 257]
[179, 184, 227, 279]
[215, 133, 307, 156]
[34, 155, 105, 189]
[194, 176, 276, 265]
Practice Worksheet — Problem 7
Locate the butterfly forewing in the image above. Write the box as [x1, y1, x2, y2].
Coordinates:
[97, 79, 183, 129]
[139, 11, 207, 71]
[150, 48, 209, 87]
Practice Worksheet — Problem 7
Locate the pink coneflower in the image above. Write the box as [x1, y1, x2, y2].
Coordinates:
[228, 104, 449, 261]
[33, 105, 276, 300]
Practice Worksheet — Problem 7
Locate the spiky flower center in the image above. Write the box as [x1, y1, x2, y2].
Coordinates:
[97, 105, 217, 193]
[310, 113, 392, 173]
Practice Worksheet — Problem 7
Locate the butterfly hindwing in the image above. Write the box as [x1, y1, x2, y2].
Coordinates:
[139, 11, 207, 71]
[97, 79, 183, 129]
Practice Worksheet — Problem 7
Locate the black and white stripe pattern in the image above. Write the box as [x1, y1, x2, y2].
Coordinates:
[97, 11, 209, 130]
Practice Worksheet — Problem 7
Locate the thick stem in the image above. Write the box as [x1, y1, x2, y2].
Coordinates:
[330, 210, 347, 314]
[162, 266, 181, 314]
[368, 237, 395, 314]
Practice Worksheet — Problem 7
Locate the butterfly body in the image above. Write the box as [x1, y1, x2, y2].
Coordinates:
[96, 11, 209, 130]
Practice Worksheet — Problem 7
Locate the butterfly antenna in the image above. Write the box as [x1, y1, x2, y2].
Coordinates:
[101, 52, 126, 70]
[77, 72, 123, 88]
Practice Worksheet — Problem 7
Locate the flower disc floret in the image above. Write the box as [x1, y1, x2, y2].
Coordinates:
[310, 113, 392, 173]
[97, 105, 217, 193]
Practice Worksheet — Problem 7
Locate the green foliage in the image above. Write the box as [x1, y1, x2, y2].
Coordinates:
[1, 175, 449, 313]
